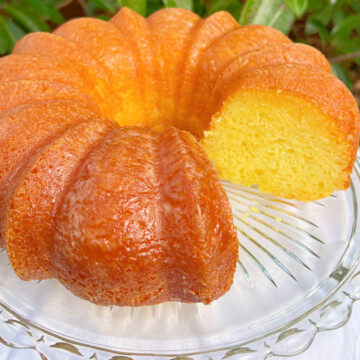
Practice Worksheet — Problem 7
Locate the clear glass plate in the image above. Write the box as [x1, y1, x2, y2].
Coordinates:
[1, 156, 360, 360]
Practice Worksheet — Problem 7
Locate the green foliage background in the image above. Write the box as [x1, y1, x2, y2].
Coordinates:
[0, 0, 359, 90]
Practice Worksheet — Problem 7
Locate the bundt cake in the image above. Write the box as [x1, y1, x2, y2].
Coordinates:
[0, 7, 359, 306]
[6, 125, 237, 306]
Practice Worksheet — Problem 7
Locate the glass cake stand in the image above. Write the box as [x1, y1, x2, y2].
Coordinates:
[1, 157, 360, 360]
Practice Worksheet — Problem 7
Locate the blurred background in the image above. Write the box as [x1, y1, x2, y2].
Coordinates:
[0, 0, 358, 105]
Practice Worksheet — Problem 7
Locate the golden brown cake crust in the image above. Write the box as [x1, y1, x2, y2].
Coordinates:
[109, 8, 155, 126]
[51, 127, 237, 306]
[0, 53, 106, 117]
[0, 100, 100, 247]
[6, 119, 117, 280]
[146, 8, 200, 127]
[54, 17, 146, 124]
[0, 80, 98, 113]
[175, 11, 239, 129]
[14, 32, 109, 81]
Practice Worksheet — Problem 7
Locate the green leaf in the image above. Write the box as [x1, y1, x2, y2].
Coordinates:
[207, 0, 238, 13]
[306, 0, 324, 12]
[118, 0, 147, 16]
[162, 0, 193, 10]
[346, 0, 360, 12]
[2, 17, 26, 51]
[284, 0, 309, 17]
[0, 16, 10, 54]
[85, 1, 94, 16]
[305, 19, 330, 45]
[147, 0, 164, 15]
[25, 0, 65, 24]
[25, 0, 52, 18]
[5, 5, 51, 32]
[239, 0, 260, 25]
[240, 0, 295, 35]
[96, 15, 111, 20]
[333, 8, 346, 27]
[331, 63, 352, 91]
[351, 4, 360, 12]
[270, 4, 295, 34]
[207, 0, 243, 18]
[334, 38, 360, 56]
[46, 6, 65, 24]
[306, 3, 333, 27]
[229, 3, 243, 20]
[90, 0, 117, 12]
[45, 0, 66, 6]
[193, 0, 205, 16]
[331, 13, 360, 42]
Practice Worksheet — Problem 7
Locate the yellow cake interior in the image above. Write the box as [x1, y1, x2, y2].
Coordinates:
[201, 89, 351, 201]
